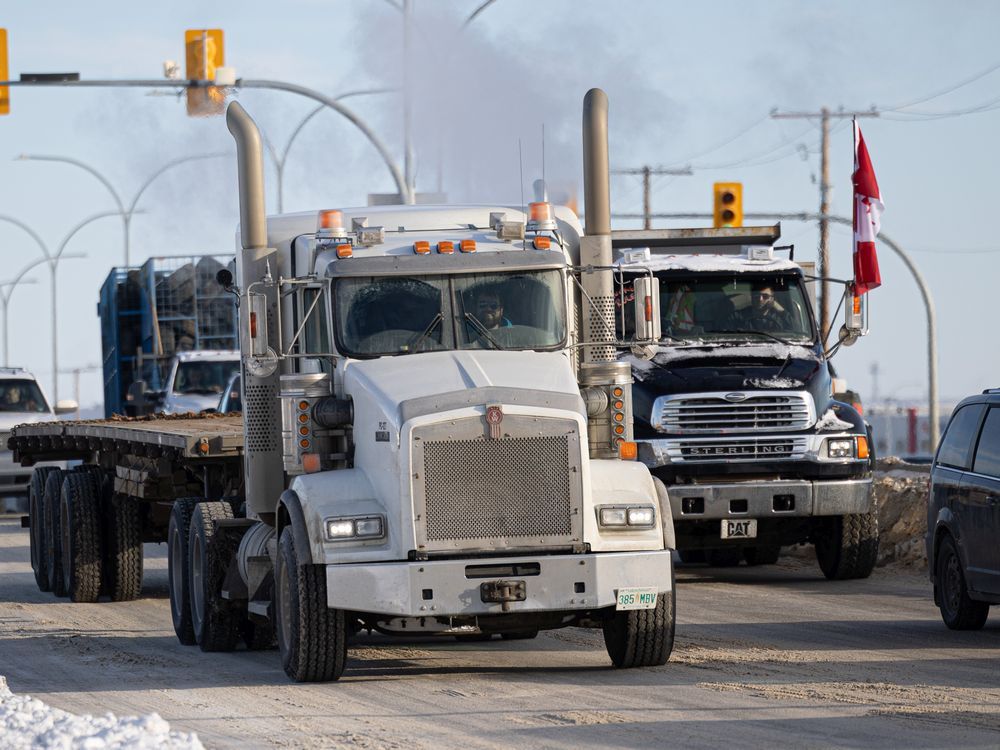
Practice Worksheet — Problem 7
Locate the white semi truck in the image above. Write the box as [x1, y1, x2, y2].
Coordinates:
[11, 89, 677, 682]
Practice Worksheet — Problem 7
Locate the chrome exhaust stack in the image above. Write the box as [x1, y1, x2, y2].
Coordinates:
[226, 101, 284, 519]
[579, 88, 633, 459]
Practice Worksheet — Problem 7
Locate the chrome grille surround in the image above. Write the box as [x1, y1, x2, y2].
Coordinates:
[660, 435, 810, 463]
[652, 390, 815, 434]
[411, 414, 584, 554]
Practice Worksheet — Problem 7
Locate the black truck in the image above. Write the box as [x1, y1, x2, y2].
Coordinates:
[615, 225, 877, 579]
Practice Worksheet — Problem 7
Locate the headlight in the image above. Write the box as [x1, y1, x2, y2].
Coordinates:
[597, 505, 656, 530]
[324, 514, 386, 542]
[827, 438, 855, 458]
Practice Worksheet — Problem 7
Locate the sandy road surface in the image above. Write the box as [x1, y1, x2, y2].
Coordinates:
[2, 516, 999, 749]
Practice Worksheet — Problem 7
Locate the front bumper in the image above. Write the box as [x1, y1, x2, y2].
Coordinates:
[325, 550, 674, 617]
[666, 477, 873, 520]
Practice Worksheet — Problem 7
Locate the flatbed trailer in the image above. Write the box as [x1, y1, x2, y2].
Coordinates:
[10, 414, 246, 604]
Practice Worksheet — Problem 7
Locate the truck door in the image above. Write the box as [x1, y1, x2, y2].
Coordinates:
[966, 406, 1000, 595]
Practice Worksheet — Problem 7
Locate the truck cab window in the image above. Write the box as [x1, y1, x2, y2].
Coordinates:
[454, 271, 565, 351]
[0, 380, 48, 413]
[655, 274, 815, 343]
[174, 361, 240, 395]
[335, 276, 447, 356]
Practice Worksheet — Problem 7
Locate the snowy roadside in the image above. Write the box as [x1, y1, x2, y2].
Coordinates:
[0, 676, 203, 749]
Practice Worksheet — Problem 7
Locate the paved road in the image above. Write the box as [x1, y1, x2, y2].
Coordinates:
[2, 516, 999, 748]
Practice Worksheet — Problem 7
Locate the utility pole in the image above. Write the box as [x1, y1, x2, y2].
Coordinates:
[770, 107, 878, 340]
[610, 165, 692, 228]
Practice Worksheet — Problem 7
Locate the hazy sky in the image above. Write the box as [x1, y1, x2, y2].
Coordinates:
[0, 1, 997, 410]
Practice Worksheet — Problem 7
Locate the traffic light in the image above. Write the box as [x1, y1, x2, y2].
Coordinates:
[185, 29, 225, 116]
[713, 182, 743, 228]
[0, 29, 9, 115]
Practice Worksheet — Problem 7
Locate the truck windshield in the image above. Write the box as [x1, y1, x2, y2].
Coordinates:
[334, 270, 566, 357]
[655, 274, 815, 344]
[0, 379, 49, 413]
[173, 361, 240, 395]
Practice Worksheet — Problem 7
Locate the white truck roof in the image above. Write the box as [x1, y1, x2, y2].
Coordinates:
[0, 367, 38, 381]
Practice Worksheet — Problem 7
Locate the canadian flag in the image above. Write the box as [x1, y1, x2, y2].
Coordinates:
[852, 121, 883, 294]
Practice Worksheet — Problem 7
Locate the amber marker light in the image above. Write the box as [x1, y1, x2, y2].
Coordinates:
[856, 436, 870, 459]
[460, 239, 476, 253]
[298, 400, 309, 411]
[437, 241, 455, 254]
[413, 241, 431, 255]
[618, 441, 638, 460]
[302, 454, 322, 474]
[533, 236, 551, 250]
[336, 243, 353, 258]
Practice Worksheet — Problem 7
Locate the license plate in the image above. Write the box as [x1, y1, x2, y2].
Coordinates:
[616, 587, 658, 611]
[721, 519, 757, 539]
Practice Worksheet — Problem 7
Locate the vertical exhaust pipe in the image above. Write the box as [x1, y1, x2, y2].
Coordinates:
[578, 88, 633, 459]
[226, 101, 268, 252]
[226, 101, 284, 518]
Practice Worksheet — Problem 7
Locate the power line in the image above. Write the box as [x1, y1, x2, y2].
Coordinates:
[690, 124, 816, 169]
[663, 113, 772, 166]
[886, 58, 1000, 111]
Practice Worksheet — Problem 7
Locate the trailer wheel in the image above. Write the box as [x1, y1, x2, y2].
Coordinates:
[42, 469, 67, 597]
[275, 527, 347, 682]
[189, 501, 240, 652]
[168, 498, 199, 645]
[602, 568, 675, 668]
[815, 505, 879, 580]
[104, 494, 143, 602]
[60, 471, 104, 603]
[743, 545, 781, 566]
[29, 467, 58, 592]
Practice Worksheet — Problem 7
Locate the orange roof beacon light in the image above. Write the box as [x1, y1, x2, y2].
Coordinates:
[527, 201, 558, 232]
[413, 240, 431, 255]
[318, 209, 346, 235]
[460, 239, 477, 253]
[437, 240, 455, 254]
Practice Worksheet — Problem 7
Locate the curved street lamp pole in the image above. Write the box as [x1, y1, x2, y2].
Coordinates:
[263, 88, 395, 213]
[0, 277, 38, 368]
[16, 152, 229, 267]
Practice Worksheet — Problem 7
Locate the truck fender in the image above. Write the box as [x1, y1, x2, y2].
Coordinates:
[651, 476, 676, 551]
[277, 489, 313, 566]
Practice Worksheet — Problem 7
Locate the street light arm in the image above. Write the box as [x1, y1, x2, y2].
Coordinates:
[128, 152, 230, 214]
[238, 79, 412, 204]
[463, 0, 498, 28]
[18, 154, 127, 216]
[54, 211, 120, 261]
[0, 214, 51, 261]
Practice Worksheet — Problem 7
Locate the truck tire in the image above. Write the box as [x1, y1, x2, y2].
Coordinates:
[42, 469, 68, 597]
[168, 498, 199, 645]
[104, 494, 143, 602]
[189, 501, 240, 652]
[743, 545, 781, 566]
[815, 506, 879, 580]
[60, 471, 104, 603]
[602, 570, 675, 668]
[275, 527, 347, 682]
[29, 466, 58, 592]
[936, 535, 990, 630]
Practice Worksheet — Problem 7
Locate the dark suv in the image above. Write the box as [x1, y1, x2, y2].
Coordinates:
[927, 390, 1000, 629]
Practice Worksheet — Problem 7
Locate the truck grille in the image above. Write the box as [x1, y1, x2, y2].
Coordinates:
[653, 391, 814, 433]
[665, 436, 809, 462]
[413, 416, 583, 553]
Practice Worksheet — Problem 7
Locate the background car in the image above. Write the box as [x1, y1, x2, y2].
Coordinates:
[0, 368, 77, 511]
[927, 389, 1000, 629]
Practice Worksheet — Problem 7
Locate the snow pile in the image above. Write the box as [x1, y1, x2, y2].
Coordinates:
[650, 343, 818, 366]
[0, 676, 203, 750]
[743, 377, 803, 389]
[815, 408, 854, 432]
[874, 460, 930, 569]
[616, 253, 799, 273]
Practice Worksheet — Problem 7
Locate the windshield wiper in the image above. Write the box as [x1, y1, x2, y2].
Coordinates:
[406, 313, 443, 353]
[463, 312, 503, 350]
[702, 329, 794, 346]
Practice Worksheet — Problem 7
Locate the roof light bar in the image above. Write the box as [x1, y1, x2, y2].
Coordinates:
[414, 241, 431, 255]
[438, 241, 455, 254]
[460, 239, 477, 253]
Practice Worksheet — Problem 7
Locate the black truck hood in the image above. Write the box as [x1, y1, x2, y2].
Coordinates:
[629, 343, 830, 429]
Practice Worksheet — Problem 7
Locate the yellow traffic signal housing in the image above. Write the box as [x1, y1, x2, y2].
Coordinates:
[0, 29, 9, 115]
[713, 182, 743, 228]
[185, 29, 225, 116]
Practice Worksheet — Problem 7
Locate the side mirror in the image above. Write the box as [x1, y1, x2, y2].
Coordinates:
[216, 268, 234, 290]
[54, 399, 78, 415]
[839, 289, 866, 347]
[246, 291, 279, 377]
[633, 276, 661, 343]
